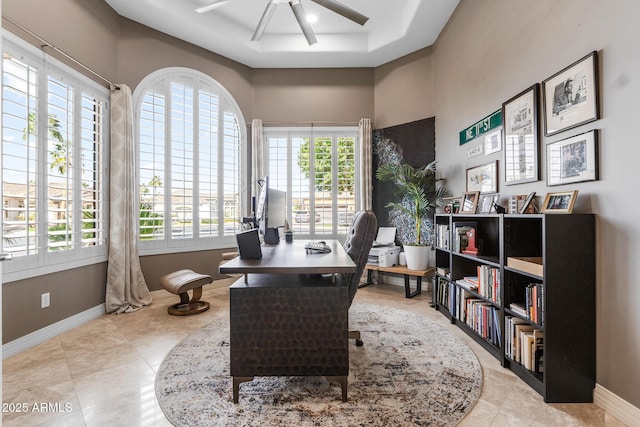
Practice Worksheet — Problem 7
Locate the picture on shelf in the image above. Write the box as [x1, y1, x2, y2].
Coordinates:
[541, 190, 578, 214]
[478, 194, 500, 214]
[460, 191, 479, 213]
[442, 196, 461, 214]
[519, 191, 536, 214]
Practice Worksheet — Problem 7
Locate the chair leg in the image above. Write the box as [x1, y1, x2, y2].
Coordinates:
[349, 330, 363, 346]
[233, 376, 254, 403]
[167, 287, 210, 316]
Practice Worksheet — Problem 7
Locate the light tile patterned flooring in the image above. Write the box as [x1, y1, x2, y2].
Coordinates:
[2, 277, 628, 426]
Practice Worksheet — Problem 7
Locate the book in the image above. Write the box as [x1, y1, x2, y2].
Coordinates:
[507, 256, 543, 276]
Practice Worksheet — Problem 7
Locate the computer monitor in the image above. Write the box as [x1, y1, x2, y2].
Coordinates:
[256, 176, 286, 244]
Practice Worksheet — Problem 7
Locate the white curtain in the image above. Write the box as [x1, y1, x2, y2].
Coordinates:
[251, 119, 264, 198]
[358, 118, 373, 211]
[105, 85, 152, 314]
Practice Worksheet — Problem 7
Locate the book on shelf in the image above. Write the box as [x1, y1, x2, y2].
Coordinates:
[477, 264, 501, 304]
[509, 302, 528, 318]
[436, 266, 450, 277]
[455, 277, 478, 291]
[436, 224, 450, 249]
[507, 256, 543, 276]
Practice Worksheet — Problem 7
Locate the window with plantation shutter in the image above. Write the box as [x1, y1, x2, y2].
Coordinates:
[263, 127, 358, 239]
[1, 33, 108, 280]
[134, 68, 246, 254]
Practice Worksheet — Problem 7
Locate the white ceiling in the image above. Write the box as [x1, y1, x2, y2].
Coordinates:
[104, 0, 459, 68]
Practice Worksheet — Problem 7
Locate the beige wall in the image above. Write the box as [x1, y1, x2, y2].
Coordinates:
[374, 47, 435, 129]
[433, 0, 640, 407]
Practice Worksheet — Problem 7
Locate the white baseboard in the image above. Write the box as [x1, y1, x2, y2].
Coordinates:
[594, 384, 640, 427]
[2, 304, 106, 360]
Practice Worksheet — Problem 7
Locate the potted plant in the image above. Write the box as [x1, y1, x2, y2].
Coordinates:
[376, 160, 449, 270]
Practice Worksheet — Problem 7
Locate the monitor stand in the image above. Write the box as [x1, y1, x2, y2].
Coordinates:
[264, 227, 280, 244]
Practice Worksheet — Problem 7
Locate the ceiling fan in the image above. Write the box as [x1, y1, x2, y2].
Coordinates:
[195, 0, 369, 45]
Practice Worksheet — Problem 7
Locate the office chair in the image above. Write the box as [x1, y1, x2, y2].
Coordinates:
[341, 210, 378, 346]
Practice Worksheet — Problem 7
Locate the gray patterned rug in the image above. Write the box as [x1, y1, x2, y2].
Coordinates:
[155, 303, 482, 426]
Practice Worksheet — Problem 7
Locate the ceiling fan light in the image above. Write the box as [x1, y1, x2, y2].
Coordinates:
[251, 0, 279, 41]
[195, 0, 235, 14]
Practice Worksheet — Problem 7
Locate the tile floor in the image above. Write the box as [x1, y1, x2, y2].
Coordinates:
[2, 277, 628, 426]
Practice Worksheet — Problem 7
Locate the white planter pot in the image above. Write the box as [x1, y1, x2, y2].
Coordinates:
[404, 245, 430, 270]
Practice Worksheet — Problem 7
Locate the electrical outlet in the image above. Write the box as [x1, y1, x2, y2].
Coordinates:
[41, 292, 50, 308]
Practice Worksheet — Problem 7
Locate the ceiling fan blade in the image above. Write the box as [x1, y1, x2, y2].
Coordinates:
[252, 0, 280, 41]
[290, 0, 318, 45]
[311, 0, 369, 26]
[195, 0, 236, 14]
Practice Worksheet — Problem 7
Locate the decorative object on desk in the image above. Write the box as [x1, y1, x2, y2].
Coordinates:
[546, 130, 598, 186]
[519, 191, 537, 214]
[503, 84, 540, 185]
[284, 219, 294, 242]
[542, 51, 599, 137]
[466, 161, 498, 193]
[541, 190, 578, 214]
[460, 191, 479, 214]
[156, 303, 482, 427]
[398, 251, 407, 266]
[376, 160, 450, 270]
[235, 228, 262, 259]
[478, 193, 499, 214]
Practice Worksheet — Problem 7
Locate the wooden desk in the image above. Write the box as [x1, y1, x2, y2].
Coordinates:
[220, 240, 356, 403]
[362, 264, 434, 298]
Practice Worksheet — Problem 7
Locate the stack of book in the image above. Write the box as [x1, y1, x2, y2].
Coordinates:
[465, 299, 501, 347]
[452, 221, 477, 253]
[525, 283, 544, 325]
[436, 224, 450, 249]
[477, 264, 501, 304]
[455, 276, 478, 291]
[505, 316, 544, 373]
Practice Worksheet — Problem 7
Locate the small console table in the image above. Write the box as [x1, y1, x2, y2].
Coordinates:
[362, 264, 434, 298]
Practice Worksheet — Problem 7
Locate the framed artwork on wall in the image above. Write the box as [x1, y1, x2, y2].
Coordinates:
[546, 130, 598, 186]
[503, 84, 540, 185]
[466, 161, 498, 193]
[542, 51, 599, 137]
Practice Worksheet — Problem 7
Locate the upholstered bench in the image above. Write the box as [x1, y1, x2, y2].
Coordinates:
[160, 269, 212, 315]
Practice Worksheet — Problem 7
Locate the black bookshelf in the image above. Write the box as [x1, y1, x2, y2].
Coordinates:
[433, 213, 595, 403]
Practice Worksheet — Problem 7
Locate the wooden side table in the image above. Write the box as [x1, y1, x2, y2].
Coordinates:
[361, 264, 434, 298]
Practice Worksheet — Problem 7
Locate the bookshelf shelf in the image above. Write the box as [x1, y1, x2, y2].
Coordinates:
[434, 213, 595, 403]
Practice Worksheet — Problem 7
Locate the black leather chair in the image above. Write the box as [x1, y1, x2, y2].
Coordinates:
[341, 210, 378, 345]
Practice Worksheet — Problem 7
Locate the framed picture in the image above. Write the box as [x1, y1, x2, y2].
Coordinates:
[503, 84, 540, 185]
[546, 130, 598, 186]
[478, 193, 500, 214]
[541, 190, 578, 214]
[442, 197, 461, 214]
[542, 51, 599, 136]
[460, 191, 480, 214]
[484, 128, 502, 155]
[519, 191, 536, 214]
[466, 161, 498, 193]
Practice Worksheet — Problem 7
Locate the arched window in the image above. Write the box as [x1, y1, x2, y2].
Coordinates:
[133, 68, 246, 254]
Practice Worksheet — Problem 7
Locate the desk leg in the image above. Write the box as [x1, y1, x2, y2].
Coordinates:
[404, 275, 422, 298]
[358, 268, 374, 289]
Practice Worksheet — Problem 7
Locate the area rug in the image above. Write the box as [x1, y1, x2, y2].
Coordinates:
[155, 303, 482, 426]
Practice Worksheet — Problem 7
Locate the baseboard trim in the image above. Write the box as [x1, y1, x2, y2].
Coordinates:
[593, 384, 640, 426]
[2, 304, 106, 360]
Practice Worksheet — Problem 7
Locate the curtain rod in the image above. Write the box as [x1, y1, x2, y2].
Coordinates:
[261, 120, 362, 126]
[2, 15, 120, 90]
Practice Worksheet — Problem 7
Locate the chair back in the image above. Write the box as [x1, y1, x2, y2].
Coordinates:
[342, 210, 377, 305]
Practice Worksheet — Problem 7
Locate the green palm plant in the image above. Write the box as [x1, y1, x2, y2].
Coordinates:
[376, 160, 449, 245]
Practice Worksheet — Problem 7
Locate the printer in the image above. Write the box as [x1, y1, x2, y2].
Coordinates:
[367, 227, 401, 267]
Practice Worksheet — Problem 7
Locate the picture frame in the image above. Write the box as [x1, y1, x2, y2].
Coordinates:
[546, 130, 598, 186]
[503, 84, 540, 185]
[478, 193, 500, 214]
[542, 51, 599, 136]
[466, 161, 498, 193]
[442, 196, 461, 214]
[460, 191, 480, 214]
[484, 128, 502, 155]
[519, 191, 536, 214]
[541, 190, 578, 214]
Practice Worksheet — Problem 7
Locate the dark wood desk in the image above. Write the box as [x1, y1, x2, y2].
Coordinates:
[220, 240, 357, 403]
